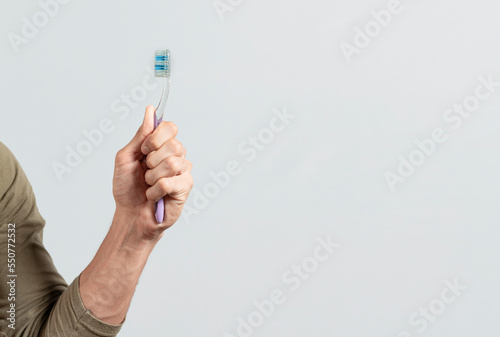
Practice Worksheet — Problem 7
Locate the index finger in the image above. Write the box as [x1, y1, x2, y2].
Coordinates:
[141, 121, 178, 155]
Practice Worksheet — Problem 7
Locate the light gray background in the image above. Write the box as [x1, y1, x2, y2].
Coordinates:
[1, 0, 500, 336]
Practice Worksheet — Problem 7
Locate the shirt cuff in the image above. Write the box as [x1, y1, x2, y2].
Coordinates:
[68, 274, 124, 336]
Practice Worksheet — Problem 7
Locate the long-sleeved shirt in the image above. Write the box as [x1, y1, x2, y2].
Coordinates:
[0, 142, 123, 337]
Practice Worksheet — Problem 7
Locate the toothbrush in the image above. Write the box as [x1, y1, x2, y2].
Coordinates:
[153, 49, 171, 223]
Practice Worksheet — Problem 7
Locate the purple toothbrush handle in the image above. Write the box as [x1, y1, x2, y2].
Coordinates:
[155, 198, 164, 223]
[154, 113, 164, 223]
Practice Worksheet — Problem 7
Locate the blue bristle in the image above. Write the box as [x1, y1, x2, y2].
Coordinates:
[154, 50, 171, 77]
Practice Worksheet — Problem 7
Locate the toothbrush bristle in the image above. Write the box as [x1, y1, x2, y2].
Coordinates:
[155, 50, 171, 77]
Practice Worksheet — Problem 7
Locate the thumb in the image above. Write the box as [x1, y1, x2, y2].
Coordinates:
[121, 105, 155, 155]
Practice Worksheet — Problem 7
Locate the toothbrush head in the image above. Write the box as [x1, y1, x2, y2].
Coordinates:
[155, 50, 171, 78]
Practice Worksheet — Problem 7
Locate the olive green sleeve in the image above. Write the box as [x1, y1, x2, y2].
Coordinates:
[0, 142, 123, 337]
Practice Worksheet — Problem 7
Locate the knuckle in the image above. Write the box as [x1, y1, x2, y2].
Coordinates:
[149, 136, 162, 151]
[165, 156, 179, 172]
[172, 139, 183, 154]
[165, 155, 177, 166]
[166, 122, 178, 136]
[115, 149, 124, 162]
[159, 178, 170, 192]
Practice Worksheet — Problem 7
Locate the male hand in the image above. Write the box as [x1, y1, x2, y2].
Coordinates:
[112, 105, 193, 241]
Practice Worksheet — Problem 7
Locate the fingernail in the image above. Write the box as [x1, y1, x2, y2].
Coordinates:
[142, 146, 150, 154]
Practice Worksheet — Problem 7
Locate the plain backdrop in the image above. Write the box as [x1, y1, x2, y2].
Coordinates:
[2, 0, 500, 336]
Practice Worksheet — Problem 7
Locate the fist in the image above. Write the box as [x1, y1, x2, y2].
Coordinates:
[113, 106, 193, 240]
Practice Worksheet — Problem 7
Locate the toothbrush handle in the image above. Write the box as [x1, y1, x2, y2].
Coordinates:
[154, 113, 164, 223]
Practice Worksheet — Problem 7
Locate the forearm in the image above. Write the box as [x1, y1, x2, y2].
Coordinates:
[79, 210, 159, 325]
[78, 107, 192, 327]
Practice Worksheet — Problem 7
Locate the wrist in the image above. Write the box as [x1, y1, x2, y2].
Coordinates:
[111, 208, 162, 251]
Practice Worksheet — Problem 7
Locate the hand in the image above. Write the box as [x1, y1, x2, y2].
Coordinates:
[112, 106, 193, 241]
